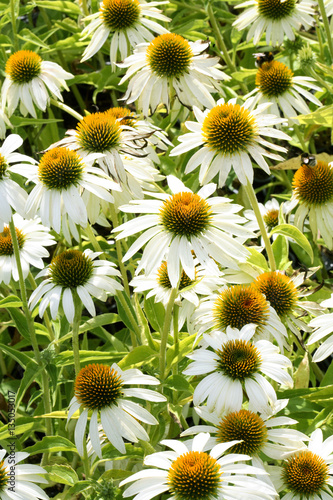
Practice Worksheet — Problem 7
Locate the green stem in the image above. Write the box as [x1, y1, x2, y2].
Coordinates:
[317, 0, 333, 64]
[116, 290, 139, 347]
[172, 304, 179, 376]
[84, 224, 107, 258]
[207, 3, 248, 94]
[80, 0, 90, 16]
[72, 293, 83, 378]
[109, 204, 130, 296]
[9, 218, 52, 460]
[245, 180, 276, 271]
[160, 287, 178, 380]
[50, 99, 83, 121]
[10, 0, 18, 51]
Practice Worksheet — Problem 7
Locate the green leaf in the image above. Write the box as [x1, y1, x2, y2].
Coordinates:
[297, 105, 333, 127]
[100, 469, 132, 480]
[32, 0, 81, 15]
[18, 28, 50, 49]
[246, 247, 269, 272]
[55, 350, 123, 366]
[43, 465, 78, 486]
[10, 116, 62, 127]
[270, 224, 313, 262]
[115, 292, 139, 333]
[16, 360, 42, 409]
[164, 374, 192, 392]
[0, 343, 35, 369]
[272, 234, 290, 270]
[64, 481, 93, 499]
[144, 297, 165, 333]
[294, 352, 310, 389]
[118, 345, 157, 369]
[0, 417, 42, 440]
[7, 308, 30, 340]
[0, 295, 22, 308]
[303, 385, 333, 406]
[25, 436, 77, 455]
[59, 313, 120, 343]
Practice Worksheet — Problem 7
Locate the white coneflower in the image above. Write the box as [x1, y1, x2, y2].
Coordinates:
[325, 0, 333, 16]
[50, 111, 150, 186]
[170, 97, 290, 186]
[118, 34, 229, 115]
[29, 249, 123, 324]
[233, 0, 316, 46]
[246, 59, 321, 122]
[120, 432, 278, 500]
[80, 0, 170, 66]
[67, 363, 166, 456]
[182, 400, 308, 461]
[195, 283, 289, 352]
[131, 258, 225, 332]
[12, 147, 119, 242]
[0, 134, 35, 230]
[1, 50, 73, 118]
[270, 428, 333, 500]
[0, 450, 49, 500]
[114, 175, 253, 288]
[0, 214, 55, 285]
[287, 159, 333, 249]
[184, 324, 293, 415]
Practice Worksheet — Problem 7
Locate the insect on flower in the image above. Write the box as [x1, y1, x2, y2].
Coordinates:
[300, 152, 317, 168]
[254, 51, 275, 67]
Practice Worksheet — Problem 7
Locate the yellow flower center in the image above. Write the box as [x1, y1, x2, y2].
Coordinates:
[282, 451, 329, 495]
[292, 161, 333, 206]
[157, 261, 196, 290]
[216, 409, 268, 455]
[213, 285, 269, 330]
[202, 103, 257, 155]
[256, 60, 293, 97]
[168, 451, 222, 500]
[100, 0, 141, 30]
[0, 226, 25, 256]
[77, 112, 121, 153]
[147, 33, 193, 78]
[263, 208, 279, 229]
[159, 192, 212, 238]
[38, 147, 84, 190]
[252, 271, 298, 318]
[75, 364, 123, 410]
[49, 250, 94, 288]
[104, 107, 137, 128]
[0, 153, 8, 180]
[257, 0, 296, 20]
[5, 50, 42, 83]
[217, 339, 262, 380]
[0, 460, 8, 491]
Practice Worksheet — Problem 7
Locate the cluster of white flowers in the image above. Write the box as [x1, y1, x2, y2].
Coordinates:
[2, 0, 333, 499]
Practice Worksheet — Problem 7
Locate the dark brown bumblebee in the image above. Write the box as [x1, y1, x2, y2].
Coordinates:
[254, 51, 274, 68]
[301, 152, 317, 168]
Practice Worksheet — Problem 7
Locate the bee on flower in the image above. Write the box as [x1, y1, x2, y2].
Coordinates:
[1, 50, 73, 118]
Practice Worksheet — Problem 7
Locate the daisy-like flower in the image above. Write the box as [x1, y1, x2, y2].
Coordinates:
[224, 268, 322, 338]
[325, 0, 333, 16]
[233, 0, 316, 46]
[270, 428, 333, 500]
[131, 258, 225, 332]
[287, 159, 333, 250]
[182, 400, 308, 461]
[114, 175, 254, 288]
[105, 106, 172, 164]
[50, 111, 151, 186]
[0, 214, 55, 285]
[12, 147, 119, 242]
[195, 284, 289, 352]
[80, 0, 170, 67]
[0, 450, 49, 500]
[118, 34, 229, 115]
[67, 363, 166, 456]
[170, 97, 290, 187]
[184, 324, 293, 415]
[246, 59, 321, 122]
[120, 432, 278, 500]
[244, 197, 281, 235]
[29, 249, 123, 324]
[0, 134, 36, 231]
[1, 50, 73, 118]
